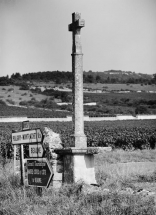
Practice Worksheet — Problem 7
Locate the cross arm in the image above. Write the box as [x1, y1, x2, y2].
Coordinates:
[68, 19, 85, 32]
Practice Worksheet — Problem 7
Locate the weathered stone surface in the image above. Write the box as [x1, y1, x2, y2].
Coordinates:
[42, 127, 63, 155]
[54, 147, 112, 155]
[42, 127, 63, 187]
[69, 12, 87, 148]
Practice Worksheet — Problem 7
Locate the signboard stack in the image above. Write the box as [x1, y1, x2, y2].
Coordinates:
[12, 121, 53, 196]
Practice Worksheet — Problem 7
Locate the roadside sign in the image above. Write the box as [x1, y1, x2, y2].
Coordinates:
[12, 128, 43, 145]
[29, 144, 44, 158]
[22, 121, 30, 131]
[27, 158, 53, 188]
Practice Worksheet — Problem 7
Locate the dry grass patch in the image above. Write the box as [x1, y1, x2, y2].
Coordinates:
[1, 149, 156, 214]
[0, 86, 49, 106]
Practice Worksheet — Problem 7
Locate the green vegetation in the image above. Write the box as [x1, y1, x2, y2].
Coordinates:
[1, 150, 156, 214]
[0, 118, 156, 214]
[36, 90, 156, 115]
[0, 120, 156, 161]
[1, 71, 156, 86]
[83, 92, 156, 115]
[19, 98, 59, 110]
[0, 101, 68, 118]
[6, 99, 15, 105]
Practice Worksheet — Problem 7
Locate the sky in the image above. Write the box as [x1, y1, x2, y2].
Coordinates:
[0, 0, 156, 77]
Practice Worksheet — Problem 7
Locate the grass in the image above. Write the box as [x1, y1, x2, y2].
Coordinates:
[0, 149, 156, 214]
[95, 149, 156, 164]
[32, 82, 156, 92]
[0, 86, 49, 106]
[84, 83, 156, 91]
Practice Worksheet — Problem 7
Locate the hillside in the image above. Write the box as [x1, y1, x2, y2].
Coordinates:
[0, 70, 155, 85]
[84, 70, 154, 84]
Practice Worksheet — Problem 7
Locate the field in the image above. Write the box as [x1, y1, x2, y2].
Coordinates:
[0, 119, 156, 214]
[84, 83, 156, 92]
[0, 149, 156, 214]
[32, 82, 156, 92]
[0, 101, 68, 118]
[0, 119, 156, 159]
[1, 84, 156, 116]
[0, 85, 49, 106]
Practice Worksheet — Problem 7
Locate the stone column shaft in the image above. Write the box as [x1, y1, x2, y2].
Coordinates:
[69, 12, 87, 148]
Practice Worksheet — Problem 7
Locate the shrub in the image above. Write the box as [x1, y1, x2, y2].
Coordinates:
[0, 100, 6, 105]
[135, 105, 150, 114]
[21, 93, 27, 96]
[19, 101, 28, 106]
[8, 88, 14, 92]
[6, 99, 15, 105]
[19, 83, 29, 90]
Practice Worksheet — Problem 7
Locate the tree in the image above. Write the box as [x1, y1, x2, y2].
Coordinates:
[135, 105, 149, 115]
[0, 76, 11, 86]
[86, 74, 94, 83]
[11, 72, 21, 79]
[96, 75, 101, 82]
[153, 74, 156, 83]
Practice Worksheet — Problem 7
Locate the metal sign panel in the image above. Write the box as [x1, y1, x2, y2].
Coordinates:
[22, 121, 30, 131]
[12, 128, 43, 145]
[29, 144, 44, 158]
[27, 158, 53, 188]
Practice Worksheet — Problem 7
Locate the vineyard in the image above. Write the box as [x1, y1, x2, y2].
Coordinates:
[0, 102, 68, 118]
[0, 120, 156, 160]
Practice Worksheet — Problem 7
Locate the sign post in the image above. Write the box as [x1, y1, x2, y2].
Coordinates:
[27, 158, 53, 188]
[13, 144, 16, 176]
[11, 123, 44, 188]
[12, 128, 43, 145]
[12, 116, 54, 195]
[22, 121, 30, 131]
[29, 144, 44, 158]
[20, 144, 25, 186]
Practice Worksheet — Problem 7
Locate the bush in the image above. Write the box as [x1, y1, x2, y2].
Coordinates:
[0, 100, 6, 105]
[19, 101, 28, 106]
[8, 88, 14, 92]
[6, 99, 15, 105]
[135, 105, 150, 114]
[37, 99, 58, 109]
[19, 83, 29, 90]
[21, 93, 27, 96]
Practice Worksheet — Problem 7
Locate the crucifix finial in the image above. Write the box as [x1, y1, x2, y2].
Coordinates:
[68, 12, 85, 32]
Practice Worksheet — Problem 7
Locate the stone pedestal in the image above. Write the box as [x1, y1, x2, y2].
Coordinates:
[54, 147, 100, 184]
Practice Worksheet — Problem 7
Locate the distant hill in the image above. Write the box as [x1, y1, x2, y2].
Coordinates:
[0, 70, 155, 85]
[83, 70, 153, 84]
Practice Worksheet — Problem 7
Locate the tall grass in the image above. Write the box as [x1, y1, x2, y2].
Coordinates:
[0, 150, 156, 214]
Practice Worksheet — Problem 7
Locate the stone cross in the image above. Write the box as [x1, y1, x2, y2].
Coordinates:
[54, 12, 100, 186]
[68, 12, 87, 148]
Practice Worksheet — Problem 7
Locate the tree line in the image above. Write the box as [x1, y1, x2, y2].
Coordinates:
[0, 70, 156, 86]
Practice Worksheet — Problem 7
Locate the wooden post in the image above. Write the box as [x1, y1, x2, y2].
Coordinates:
[36, 187, 42, 196]
[13, 145, 16, 175]
[20, 144, 25, 186]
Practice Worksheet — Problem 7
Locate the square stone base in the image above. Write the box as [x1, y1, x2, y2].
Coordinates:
[63, 154, 97, 184]
[54, 147, 100, 185]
